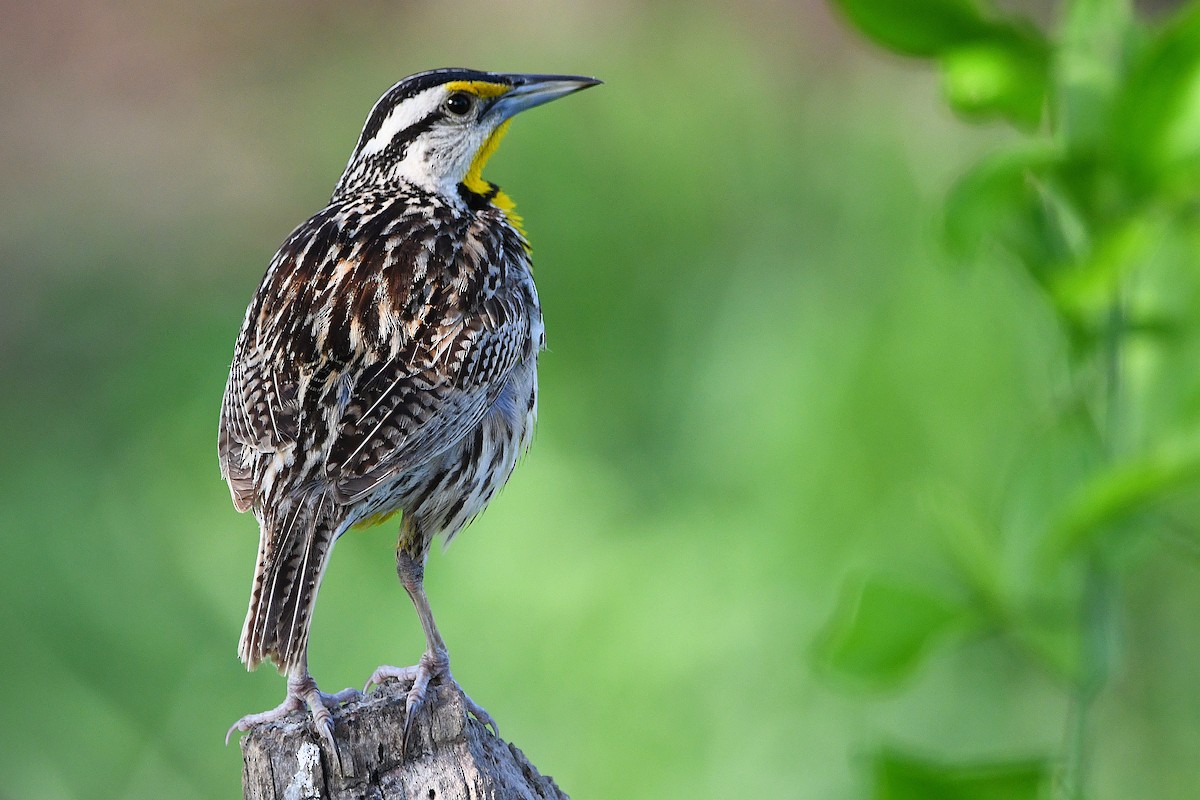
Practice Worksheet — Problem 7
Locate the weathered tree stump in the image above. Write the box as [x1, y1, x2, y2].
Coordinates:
[239, 680, 569, 800]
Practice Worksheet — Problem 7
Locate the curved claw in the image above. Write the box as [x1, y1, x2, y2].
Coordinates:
[399, 663, 436, 753]
[313, 712, 342, 772]
[224, 684, 361, 752]
[225, 695, 304, 746]
[303, 686, 361, 768]
[463, 694, 499, 737]
[400, 707, 415, 754]
[368, 656, 497, 753]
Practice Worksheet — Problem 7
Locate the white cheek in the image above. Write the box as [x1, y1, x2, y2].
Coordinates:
[395, 140, 439, 185]
[400, 127, 478, 190]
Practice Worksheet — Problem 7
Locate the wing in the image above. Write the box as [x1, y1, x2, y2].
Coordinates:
[218, 194, 535, 512]
[325, 288, 531, 503]
[218, 237, 306, 512]
[219, 362, 276, 513]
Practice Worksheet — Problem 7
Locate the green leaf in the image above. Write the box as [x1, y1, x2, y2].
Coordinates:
[943, 147, 1068, 281]
[1047, 213, 1159, 326]
[940, 30, 1050, 129]
[1058, 0, 1136, 149]
[816, 577, 968, 686]
[1111, 5, 1200, 196]
[921, 487, 1006, 618]
[1046, 434, 1200, 560]
[830, 0, 995, 57]
[1010, 611, 1082, 683]
[874, 750, 1050, 800]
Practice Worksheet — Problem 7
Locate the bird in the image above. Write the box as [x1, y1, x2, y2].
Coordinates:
[218, 68, 600, 757]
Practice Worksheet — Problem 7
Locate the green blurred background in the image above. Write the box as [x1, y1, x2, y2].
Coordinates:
[2, 1, 1197, 798]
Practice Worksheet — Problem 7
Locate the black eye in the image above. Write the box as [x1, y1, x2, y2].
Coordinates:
[444, 92, 473, 116]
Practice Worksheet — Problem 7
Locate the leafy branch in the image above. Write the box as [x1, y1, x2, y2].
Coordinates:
[819, 0, 1200, 797]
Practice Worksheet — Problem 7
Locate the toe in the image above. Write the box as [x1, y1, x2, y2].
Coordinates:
[453, 683, 498, 736]
[400, 667, 434, 753]
[405, 667, 433, 718]
[323, 687, 364, 705]
[467, 701, 499, 737]
[364, 664, 418, 693]
[225, 696, 304, 744]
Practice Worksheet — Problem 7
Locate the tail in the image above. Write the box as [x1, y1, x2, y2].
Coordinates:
[239, 491, 342, 673]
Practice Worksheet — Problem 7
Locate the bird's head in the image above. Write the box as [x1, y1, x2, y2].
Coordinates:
[334, 68, 600, 202]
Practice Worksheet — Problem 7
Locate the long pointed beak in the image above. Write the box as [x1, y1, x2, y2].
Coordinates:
[489, 74, 602, 122]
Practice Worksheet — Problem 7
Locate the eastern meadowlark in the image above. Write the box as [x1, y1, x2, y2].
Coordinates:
[219, 68, 600, 754]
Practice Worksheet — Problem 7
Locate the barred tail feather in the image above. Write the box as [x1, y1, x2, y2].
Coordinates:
[238, 492, 342, 673]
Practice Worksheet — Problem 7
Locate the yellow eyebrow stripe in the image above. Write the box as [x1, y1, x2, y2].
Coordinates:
[442, 80, 510, 98]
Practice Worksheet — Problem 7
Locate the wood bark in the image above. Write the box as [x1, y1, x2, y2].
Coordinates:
[239, 680, 569, 800]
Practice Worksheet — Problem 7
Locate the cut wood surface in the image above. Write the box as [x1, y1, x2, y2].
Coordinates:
[239, 680, 569, 800]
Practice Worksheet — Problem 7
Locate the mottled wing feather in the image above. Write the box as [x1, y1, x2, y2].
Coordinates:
[328, 305, 528, 503]
[218, 319, 301, 512]
[218, 191, 531, 511]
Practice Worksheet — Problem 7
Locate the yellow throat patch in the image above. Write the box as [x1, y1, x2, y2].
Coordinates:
[444, 80, 527, 238]
[463, 119, 526, 237]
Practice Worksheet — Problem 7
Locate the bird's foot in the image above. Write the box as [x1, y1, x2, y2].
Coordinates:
[226, 674, 362, 766]
[364, 652, 498, 751]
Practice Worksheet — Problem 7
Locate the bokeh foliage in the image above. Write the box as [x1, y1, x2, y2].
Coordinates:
[825, 0, 1200, 797]
[0, 2, 1197, 799]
